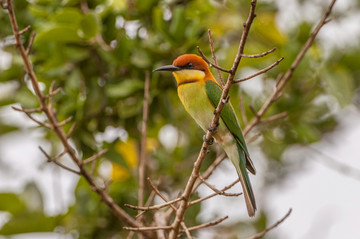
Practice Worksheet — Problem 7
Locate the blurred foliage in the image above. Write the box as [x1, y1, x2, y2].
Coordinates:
[0, 0, 359, 238]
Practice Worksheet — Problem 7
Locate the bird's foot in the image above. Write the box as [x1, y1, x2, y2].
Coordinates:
[208, 123, 219, 134]
[203, 135, 214, 145]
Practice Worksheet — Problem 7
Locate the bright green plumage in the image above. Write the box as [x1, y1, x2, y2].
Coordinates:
[205, 80, 256, 215]
[154, 54, 257, 217]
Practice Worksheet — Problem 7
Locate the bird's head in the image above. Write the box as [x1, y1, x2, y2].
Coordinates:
[154, 54, 216, 86]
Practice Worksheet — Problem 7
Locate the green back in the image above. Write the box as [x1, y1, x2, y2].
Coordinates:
[204, 80, 250, 156]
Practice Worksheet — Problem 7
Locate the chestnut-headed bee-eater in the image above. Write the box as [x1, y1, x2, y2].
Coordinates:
[154, 54, 256, 217]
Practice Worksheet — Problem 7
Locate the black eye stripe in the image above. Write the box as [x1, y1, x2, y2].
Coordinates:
[179, 62, 205, 71]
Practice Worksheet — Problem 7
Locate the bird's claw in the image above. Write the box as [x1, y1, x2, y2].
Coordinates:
[208, 124, 219, 134]
[203, 135, 214, 145]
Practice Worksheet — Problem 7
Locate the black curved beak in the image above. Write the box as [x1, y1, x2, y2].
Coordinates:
[153, 65, 181, 72]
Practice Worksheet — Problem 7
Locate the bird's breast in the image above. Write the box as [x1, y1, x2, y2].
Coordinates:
[177, 81, 214, 132]
[177, 82, 232, 145]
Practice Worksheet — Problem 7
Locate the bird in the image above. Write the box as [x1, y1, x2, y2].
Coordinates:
[153, 54, 257, 217]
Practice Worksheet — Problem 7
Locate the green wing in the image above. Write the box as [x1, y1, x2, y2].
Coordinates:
[205, 80, 255, 174]
[205, 80, 257, 216]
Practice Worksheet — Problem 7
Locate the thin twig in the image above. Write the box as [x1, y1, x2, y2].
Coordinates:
[39, 146, 80, 175]
[66, 122, 76, 138]
[26, 31, 36, 55]
[125, 196, 183, 211]
[83, 149, 108, 164]
[127, 182, 160, 239]
[234, 57, 284, 83]
[260, 112, 288, 124]
[188, 179, 241, 207]
[18, 25, 31, 35]
[192, 153, 227, 195]
[55, 116, 73, 127]
[135, 179, 161, 219]
[154, 210, 172, 239]
[23, 111, 52, 129]
[139, 71, 150, 208]
[12, 106, 42, 113]
[197, 46, 232, 73]
[198, 175, 240, 197]
[147, 178, 178, 212]
[147, 178, 192, 237]
[124, 225, 173, 231]
[240, 47, 276, 58]
[208, 29, 225, 85]
[184, 216, 228, 232]
[249, 105, 260, 119]
[246, 208, 292, 239]
[246, 133, 261, 144]
[239, 93, 248, 126]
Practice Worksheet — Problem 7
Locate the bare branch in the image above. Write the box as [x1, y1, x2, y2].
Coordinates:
[147, 178, 191, 236]
[139, 71, 150, 208]
[192, 153, 227, 194]
[239, 93, 248, 126]
[234, 57, 284, 83]
[18, 25, 31, 35]
[26, 31, 36, 55]
[66, 122, 76, 138]
[197, 46, 232, 73]
[16, 108, 52, 129]
[249, 105, 260, 119]
[188, 179, 241, 207]
[246, 133, 261, 144]
[246, 208, 292, 239]
[260, 112, 288, 124]
[240, 47, 276, 58]
[83, 149, 108, 164]
[208, 29, 225, 85]
[124, 225, 173, 232]
[198, 175, 240, 197]
[153, 210, 173, 239]
[125, 196, 183, 211]
[12, 106, 42, 113]
[39, 146, 80, 175]
[185, 216, 228, 232]
[55, 116, 73, 127]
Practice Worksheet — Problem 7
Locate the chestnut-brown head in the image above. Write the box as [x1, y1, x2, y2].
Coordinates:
[154, 54, 215, 86]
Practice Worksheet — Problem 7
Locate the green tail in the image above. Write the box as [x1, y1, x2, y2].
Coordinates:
[236, 142, 257, 217]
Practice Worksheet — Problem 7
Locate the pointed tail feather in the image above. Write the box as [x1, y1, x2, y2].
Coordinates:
[235, 144, 257, 217]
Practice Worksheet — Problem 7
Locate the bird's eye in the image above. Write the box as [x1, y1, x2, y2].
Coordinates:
[187, 62, 193, 68]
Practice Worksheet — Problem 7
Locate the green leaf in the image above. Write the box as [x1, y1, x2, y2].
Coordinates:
[152, 6, 166, 33]
[0, 124, 18, 134]
[35, 25, 82, 44]
[294, 123, 321, 144]
[0, 212, 60, 235]
[0, 193, 26, 215]
[324, 67, 354, 107]
[170, 6, 186, 40]
[106, 80, 144, 98]
[80, 13, 100, 39]
[51, 8, 82, 25]
[28, 5, 49, 18]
